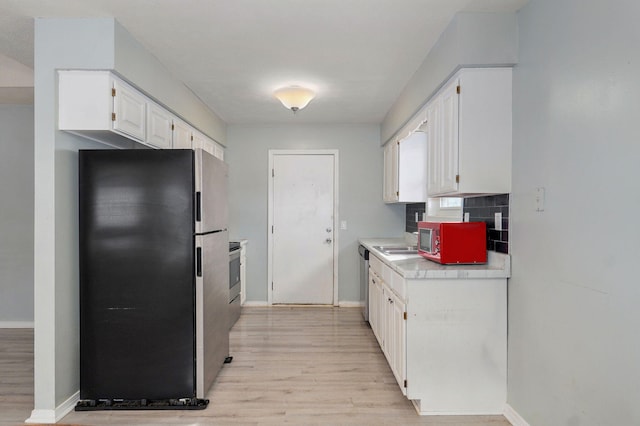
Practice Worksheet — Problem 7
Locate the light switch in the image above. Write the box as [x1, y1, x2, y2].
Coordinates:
[340, 220, 347, 230]
[415, 212, 419, 222]
[464, 212, 470, 222]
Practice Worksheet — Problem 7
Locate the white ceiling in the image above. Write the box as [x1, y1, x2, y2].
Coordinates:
[0, 0, 527, 124]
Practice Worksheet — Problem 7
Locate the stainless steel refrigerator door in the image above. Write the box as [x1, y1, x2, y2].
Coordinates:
[194, 149, 228, 233]
[195, 230, 230, 398]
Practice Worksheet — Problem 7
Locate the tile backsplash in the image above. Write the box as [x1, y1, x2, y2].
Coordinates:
[404, 196, 509, 254]
[405, 203, 426, 234]
[463, 194, 509, 254]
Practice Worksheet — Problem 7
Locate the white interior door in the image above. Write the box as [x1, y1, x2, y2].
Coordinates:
[270, 152, 336, 304]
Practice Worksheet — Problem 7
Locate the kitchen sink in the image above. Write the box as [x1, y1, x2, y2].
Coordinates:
[372, 245, 419, 255]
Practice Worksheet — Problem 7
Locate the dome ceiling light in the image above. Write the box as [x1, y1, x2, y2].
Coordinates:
[273, 86, 315, 113]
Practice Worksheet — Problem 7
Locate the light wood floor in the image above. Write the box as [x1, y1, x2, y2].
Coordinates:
[1, 307, 511, 425]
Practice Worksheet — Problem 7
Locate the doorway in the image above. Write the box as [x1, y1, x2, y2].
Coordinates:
[268, 150, 338, 305]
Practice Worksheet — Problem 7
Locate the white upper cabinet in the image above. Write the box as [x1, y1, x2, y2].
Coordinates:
[383, 140, 399, 202]
[59, 71, 146, 145]
[427, 68, 512, 197]
[172, 118, 193, 149]
[199, 134, 225, 161]
[112, 79, 146, 141]
[58, 70, 225, 159]
[175, 123, 225, 161]
[383, 131, 428, 204]
[146, 102, 173, 149]
[398, 131, 428, 202]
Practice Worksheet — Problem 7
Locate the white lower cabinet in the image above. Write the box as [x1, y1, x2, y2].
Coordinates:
[369, 263, 406, 393]
[388, 286, 406, 394]
[368, 253, 506, 415]
[368, 271, 382, 346]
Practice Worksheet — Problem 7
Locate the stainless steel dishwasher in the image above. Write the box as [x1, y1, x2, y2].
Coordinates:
[358, 244, 370, 323]
[229, 242, 241, 330]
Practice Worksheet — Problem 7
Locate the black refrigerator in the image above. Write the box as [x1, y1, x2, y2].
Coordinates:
[78, 149, 229, 407]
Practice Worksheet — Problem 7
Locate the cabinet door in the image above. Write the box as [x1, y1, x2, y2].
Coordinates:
[383, 141, 399, 203]
[172, 119, 193, 149]
[194, 132, 217, 157]
[146, 103, 173, 149]
[112, 79, 146, 141]
[192, 131, 208, 153]
[426, 99, 441, 195]
[368, 273, 377, 341]
[369, 271, 384, 346]
[398, 132, 427, 202]
[389, 290, 407, 395]
[438, 78, 460, 194]
[381, 287, 392, 363]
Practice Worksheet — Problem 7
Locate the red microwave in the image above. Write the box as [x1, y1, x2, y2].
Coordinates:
[417, 221, 487, 264]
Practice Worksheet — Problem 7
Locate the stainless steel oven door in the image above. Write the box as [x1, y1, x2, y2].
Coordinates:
[229, 249, 241, 330]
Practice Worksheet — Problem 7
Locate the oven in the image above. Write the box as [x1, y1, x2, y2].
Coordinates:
[229, 242, 241, 330]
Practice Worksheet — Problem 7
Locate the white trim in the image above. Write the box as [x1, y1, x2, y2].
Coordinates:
[267, 149, 340, 306]
[0, 321, 34, 328]
[26, 391, 79, 424]
[242, 301, 269, 307]
[503, 403, 530, 426]
[338, 301, 363, 308]
[25, 409, 55, 424]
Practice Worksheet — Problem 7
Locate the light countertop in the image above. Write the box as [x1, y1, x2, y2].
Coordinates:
[359, 238, 510, 280]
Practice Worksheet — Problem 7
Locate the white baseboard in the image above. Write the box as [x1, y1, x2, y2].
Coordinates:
[338, 301, 363, 308]
[0, 321, 34, 328]
[242, 301, 269, 307]
[25, 409, 55, 424]
[25, 390, 79, 424]
[242, 301, 363, 308]
[503, 403, 530, 426]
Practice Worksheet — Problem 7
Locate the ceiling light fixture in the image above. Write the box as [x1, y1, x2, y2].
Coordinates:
[273, 86, 315, 113]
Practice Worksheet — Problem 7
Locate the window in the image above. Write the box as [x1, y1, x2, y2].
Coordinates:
[439, 198, 462, 209]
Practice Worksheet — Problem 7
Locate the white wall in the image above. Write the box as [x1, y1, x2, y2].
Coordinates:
[509, 1, 640, 424]
[227, 124, 405, 303]
[381, 12, 518, 145]
[31, 18, 227, 422]
[33, 19, 115, 416]
[113, 22, 226, 145]
[0, 105, 34, 326]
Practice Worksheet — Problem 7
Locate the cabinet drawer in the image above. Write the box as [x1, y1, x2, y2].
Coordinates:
[390, 269, 406, 300]
[370, 254, 384, 278]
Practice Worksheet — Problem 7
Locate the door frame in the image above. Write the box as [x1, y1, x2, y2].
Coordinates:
[267, 149, 339, 306]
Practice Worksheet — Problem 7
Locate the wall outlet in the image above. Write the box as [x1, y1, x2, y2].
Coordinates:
[495, 212, 502, 230]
